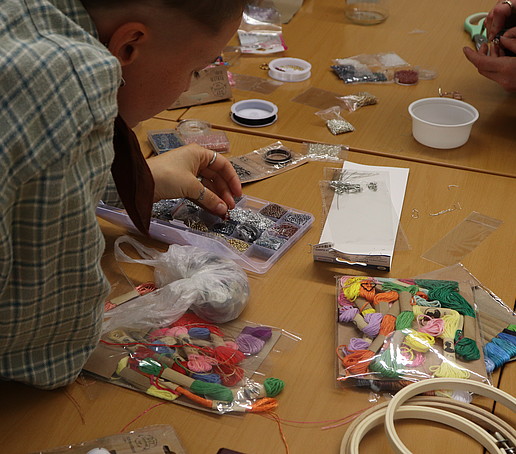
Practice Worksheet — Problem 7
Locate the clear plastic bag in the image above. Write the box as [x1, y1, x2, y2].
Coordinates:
[315, 106, 355, 135]
[238, 4, 286, 54]
[301, 142, 349, 162]
[335, 275, 489, 392]
[332, 52, 410, 84]
[229, 141, 307, 183]
[337, 92, 378, 112]
[85, 313, 291, 414]
[101, 236, 250, 333]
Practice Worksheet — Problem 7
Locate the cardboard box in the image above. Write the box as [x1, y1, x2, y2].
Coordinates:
[169, 65, 232, 109]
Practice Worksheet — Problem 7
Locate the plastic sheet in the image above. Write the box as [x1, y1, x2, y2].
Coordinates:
[422, 212, 503, 266]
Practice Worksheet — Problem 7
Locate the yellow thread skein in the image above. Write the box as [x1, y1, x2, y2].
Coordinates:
[341, 277, 366, 302]
[403, 329, 435, 353]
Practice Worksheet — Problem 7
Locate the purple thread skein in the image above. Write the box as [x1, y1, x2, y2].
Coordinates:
[241, 326, 273, 341]
[362, 312, 383, 337]
[348, 337, 371, 351]
[339, 306, 359, 323]
[236, 333, 265, 355]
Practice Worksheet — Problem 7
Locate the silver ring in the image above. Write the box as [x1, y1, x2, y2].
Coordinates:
[502, 0, 513, 8]
[196, 186, 206, 201]
[208, 151, 217, 167]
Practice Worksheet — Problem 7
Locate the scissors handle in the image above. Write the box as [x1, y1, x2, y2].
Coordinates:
[464, 12, 488, 38]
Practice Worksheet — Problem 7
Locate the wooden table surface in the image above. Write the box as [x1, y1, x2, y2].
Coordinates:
[157, 0, 516, 178]
[1, 118, 514, 454]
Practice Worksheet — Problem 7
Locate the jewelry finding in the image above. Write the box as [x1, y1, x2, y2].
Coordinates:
[330, 181, 363, 194]
[263, 148, 292, 165]
[438, 87, 463, 100]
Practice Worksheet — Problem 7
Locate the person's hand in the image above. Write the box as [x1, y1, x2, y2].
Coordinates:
[485, 0, 516, 41]
[463, 28, 516, 92]
[146, 144, 242, 218]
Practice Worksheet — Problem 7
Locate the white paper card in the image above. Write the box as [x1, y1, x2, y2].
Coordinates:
[315, 161, 409, 269]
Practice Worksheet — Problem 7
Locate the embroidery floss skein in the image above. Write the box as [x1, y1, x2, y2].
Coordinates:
[430, 310, 471, 379]
[395, 291, 415, 330]
[342, 301, 401, 376]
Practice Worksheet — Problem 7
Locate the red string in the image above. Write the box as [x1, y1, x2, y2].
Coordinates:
[119, 402, 167, 433]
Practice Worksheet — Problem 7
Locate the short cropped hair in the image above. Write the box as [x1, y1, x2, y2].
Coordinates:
[81, 0, 248, 32]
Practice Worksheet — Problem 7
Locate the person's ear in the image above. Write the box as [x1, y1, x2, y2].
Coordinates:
[107, 22, 148, 66]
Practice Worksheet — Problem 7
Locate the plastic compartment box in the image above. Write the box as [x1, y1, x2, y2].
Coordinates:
[96, 195, 314, 274]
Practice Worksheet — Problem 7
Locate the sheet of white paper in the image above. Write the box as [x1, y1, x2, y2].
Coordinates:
[319, 161, 409, 259]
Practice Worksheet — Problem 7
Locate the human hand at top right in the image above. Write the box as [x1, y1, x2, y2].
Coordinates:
[485, 0, 516, 41]
[463, 28, 516, 92]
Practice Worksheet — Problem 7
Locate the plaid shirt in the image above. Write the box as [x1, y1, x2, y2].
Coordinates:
[0, 0, 121, 388]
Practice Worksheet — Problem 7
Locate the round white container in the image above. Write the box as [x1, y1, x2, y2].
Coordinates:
[230, 99, 278, 127]
[268, 57, 311, 82]
[408, 97, 479, 149]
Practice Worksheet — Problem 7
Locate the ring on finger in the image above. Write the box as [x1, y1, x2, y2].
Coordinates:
[196, 186, 206, 201]
[502, 0, 513, 8]
[208, 151, 217, 167]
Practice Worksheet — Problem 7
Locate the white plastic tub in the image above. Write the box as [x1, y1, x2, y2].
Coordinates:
[408, 97, 479, 149]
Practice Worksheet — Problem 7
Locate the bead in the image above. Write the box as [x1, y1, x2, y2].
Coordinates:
[234, 223, 261, 243]
[326, 118, 354, 135]
[211, 221, 237, 236]
[305, 143, 344, 160]
[269, 223, 299, 238]
[283, 212, 311, 226]
[255, 233, 287, 251]
[259, 203, 287, 219]
[152, 199, 181, 220]
[226, 238, 250, 253]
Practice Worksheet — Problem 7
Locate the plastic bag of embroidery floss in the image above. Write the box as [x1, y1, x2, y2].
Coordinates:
[101, 235, 250, 333]
[300, 142, 349, 162]
[84, 313, 291, 414]
[335, 275, 489, 393]
[414, 264, 516, 373]
[315, 106, 355, 135]
[33, 425, 187, 454]
[229, 141, 307, 183]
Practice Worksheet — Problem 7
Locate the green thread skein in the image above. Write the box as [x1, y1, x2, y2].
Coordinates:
[264, 377, 285, 397]
[139, 358, 234, 402]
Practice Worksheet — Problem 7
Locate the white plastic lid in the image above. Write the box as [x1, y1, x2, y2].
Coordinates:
[268, 57, 311, 82]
